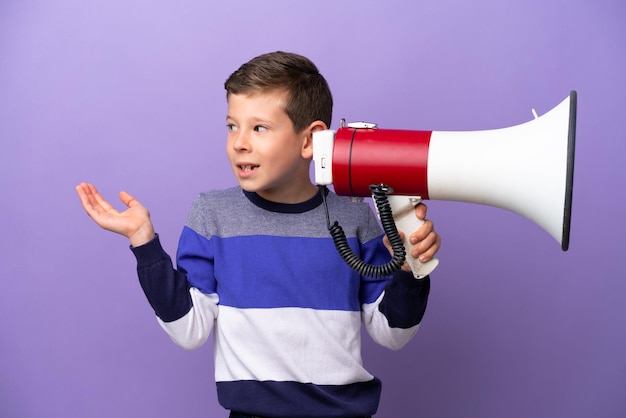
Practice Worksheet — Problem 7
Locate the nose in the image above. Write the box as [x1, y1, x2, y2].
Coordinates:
[230, 130, 250, 152]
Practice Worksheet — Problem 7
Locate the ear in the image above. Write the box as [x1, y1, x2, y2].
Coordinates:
[301, 120, 328, 159]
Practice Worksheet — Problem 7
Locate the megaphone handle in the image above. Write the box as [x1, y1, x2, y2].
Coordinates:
[388, 196, 440, 279]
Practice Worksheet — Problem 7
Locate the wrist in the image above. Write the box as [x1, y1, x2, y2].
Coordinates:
[129, 223, 156, 248]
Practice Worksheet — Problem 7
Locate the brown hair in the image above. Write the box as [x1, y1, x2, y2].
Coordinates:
[224, 51, 333, 133]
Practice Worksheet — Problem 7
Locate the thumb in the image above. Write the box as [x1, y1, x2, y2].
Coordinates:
[119, 191, 140, 208]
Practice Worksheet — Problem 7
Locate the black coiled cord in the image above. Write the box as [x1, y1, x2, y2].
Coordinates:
[320, 184, 406, 278]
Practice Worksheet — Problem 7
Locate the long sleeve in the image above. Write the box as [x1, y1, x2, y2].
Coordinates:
[356, 210, 431, 351]
[378, 271, 430, 329]
[131, 234, 218, 350]
[361, 270, 430, 350]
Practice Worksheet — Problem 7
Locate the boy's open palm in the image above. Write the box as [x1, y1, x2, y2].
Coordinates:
[76, 182, 155, 247]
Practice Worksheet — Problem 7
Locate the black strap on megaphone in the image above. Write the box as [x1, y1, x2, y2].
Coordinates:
[320, 184, 406, 278]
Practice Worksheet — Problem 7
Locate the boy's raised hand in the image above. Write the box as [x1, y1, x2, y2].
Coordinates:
[76, 182, 155, 247]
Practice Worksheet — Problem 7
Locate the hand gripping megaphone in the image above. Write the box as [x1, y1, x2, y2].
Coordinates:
[313, 91, 577, 279]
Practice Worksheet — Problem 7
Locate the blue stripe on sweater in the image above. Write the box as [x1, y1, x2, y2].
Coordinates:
[177, 226, 391, 311]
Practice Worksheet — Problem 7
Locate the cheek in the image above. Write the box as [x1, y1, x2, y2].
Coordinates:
[226, 136, 236, 155]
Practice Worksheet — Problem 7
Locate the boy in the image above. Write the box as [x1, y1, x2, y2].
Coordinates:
[76, 51, 440, 418]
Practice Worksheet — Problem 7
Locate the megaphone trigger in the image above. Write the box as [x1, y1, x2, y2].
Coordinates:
[385, 195, 440, 279]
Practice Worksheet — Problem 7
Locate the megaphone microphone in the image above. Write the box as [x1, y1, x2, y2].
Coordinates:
[313, 91, 577, 278]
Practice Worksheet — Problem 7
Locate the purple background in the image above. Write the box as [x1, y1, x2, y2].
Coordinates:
[1, 1, 624, 417]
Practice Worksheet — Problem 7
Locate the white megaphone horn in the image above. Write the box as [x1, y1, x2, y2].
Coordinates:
[313, 91, 577, 278]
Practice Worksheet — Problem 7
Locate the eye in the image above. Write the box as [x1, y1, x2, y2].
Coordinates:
[254, 125, 268, 133]
[226, 124, 238, 132]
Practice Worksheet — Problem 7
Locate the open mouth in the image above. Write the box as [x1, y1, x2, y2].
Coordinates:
[237, 164, 259, 172]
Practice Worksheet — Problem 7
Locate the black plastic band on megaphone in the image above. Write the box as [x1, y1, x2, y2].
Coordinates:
[561, 90, 577, 251]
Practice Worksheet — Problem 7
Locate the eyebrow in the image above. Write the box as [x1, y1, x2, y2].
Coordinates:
[226, 115, 275, 125]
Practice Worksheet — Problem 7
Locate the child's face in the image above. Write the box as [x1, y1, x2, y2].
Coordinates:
[226, 90, 316, 203]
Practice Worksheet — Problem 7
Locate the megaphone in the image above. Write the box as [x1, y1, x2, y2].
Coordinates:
[313, 91, 577, 278]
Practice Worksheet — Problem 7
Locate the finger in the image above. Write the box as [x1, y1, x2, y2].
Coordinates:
[77, 183, 119, 222]
[413, 230, 438, 254]
[414, 203, 428, 220]
[76, 183, 102, 212]
[413, 232, 441, 262]
[421, 234, 441, 262]
[76, 182, 90, 202]
[409, 219, 434, 244]
[76, 183, 94, 211]
[87, 184, 116, 213]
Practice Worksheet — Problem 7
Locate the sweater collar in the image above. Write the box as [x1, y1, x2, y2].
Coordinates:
[243, 188, 326, 213]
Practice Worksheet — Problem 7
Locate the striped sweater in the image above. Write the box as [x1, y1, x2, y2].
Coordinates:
[131, 187, 430, 417]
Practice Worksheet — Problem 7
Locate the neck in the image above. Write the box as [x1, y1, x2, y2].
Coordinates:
[255, 182, 318, 204]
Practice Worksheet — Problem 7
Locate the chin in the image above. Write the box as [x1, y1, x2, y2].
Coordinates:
[236, 181, 263, 194]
